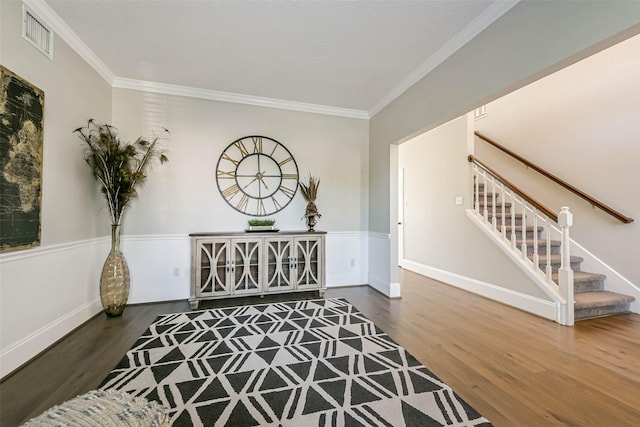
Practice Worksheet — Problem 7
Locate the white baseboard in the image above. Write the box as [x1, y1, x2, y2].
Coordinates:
[326, 283, 366, 289]
[367, 232, 396, 297]
[368, 273, 391, 297]
[1, 237, 106, 379]
[402, 259, 557, 321]
[389, 282, 401, 298]
[0, 298, 102, 379]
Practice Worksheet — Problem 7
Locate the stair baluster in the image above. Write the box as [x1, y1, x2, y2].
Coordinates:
[545, 224, 552, 281]
[482, 169, 488, 222]
[510, 190, 517, 250]
[491, 176, 497, 232]
[521, 202, 527, 259]
[474, 164, 480, 216]
[500, 183, 507, 240]
[532, 210, 539, 270]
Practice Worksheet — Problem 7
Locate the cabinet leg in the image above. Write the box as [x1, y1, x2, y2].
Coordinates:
[319, 289, 326, 298]
[189, 300, 200, 310]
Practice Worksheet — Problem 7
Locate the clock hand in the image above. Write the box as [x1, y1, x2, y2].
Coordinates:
[242, 176, 259, 190]
[256, 174, 269, 190]
[243, 171, 268, 190]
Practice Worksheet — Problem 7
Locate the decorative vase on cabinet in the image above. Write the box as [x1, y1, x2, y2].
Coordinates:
[100, 224, 130, 317]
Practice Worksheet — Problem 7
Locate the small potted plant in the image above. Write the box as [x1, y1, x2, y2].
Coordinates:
[247, 218, 277, 232]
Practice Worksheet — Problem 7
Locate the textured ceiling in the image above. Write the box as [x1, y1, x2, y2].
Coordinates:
[45, 0, 507, 114]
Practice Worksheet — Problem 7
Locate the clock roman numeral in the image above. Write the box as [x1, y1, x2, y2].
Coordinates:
[234, 140, 249, 157]
[278, 156, 293, 167]
[222, 153, 239, 166]
[222, 184, 240, 199]
[282, 173, 297, 180]
[217, 170, 236, 179]
[271, 196, 282, 211]
[236, 194, 249, 211]
[257, 199, 266, 216]
[252, 137, 263, 153]
[279, 186, 295, 198]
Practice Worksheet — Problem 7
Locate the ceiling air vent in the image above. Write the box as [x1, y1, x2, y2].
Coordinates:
[474, 105, 487, 120]
[22, 4, 53, 59]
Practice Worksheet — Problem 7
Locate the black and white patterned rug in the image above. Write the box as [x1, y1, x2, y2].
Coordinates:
[100, 298, 492, 426]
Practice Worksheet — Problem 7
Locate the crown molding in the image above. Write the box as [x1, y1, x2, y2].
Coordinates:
[368, 0, 521, 118]
[24, 0, 115, 84]
[27, 1, 367, 119]
[31, 0, 517, 120]
[112, 78, 369, 119]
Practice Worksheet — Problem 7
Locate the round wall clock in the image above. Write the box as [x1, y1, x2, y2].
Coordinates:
[216, 136, 299, 216]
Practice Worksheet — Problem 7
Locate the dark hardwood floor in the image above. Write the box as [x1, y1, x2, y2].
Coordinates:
[1, 269, 639, 426]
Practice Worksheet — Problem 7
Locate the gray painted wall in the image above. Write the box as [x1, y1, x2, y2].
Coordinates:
[1, 0, 112, 377]
[370, 1, 640, 235]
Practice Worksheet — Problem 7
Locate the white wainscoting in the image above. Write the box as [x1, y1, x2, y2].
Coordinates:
[325, 232, 369, 287]
[0, 231, 373, 378]
[402, 259, 557, 321]
[121, 232, 371, 304]
[368, 232, 400, 297]
[121, 235, 192, 304]
[0, 238, 108, 379]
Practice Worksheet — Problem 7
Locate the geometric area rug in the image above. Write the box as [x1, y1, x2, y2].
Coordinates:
[100, 298, 492, 426]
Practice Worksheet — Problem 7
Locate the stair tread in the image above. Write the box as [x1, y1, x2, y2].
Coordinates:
[533, 254, 583, 263]
[501, 225, 543, 231]
[489, 211, 522, 217]
[477, 200, 511, 205]
[521, 239, 561, 246]
[552, 270, 607, 281]
[574, 291, 635, 308]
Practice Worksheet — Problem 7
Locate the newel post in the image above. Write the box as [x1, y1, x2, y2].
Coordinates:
[558, 207, 574, 326]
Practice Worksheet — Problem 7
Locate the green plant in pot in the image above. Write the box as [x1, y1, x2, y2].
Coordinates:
[299, 174, 321, 231]
[75, 119, 169, 316]
[247, 218, 276, 231]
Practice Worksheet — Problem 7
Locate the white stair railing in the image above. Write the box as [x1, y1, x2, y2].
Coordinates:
[470, 158, 575, 325]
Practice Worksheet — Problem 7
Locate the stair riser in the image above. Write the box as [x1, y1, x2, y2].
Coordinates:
[476, 186, 516, 200]
[497, 237, 561, 255]
[488, 214, 524, 226]
[477, 205, 512, 215]
[522, 243, 561, 255]
[574, 279, 605, 293]
[533, 259, 582, 272]
[475, 193, 505, 201]
[575, 303, 632, 320]
[503, 228, 542, 240]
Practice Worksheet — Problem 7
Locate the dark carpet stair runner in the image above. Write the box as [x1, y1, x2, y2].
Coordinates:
[476, 185, 635, 320]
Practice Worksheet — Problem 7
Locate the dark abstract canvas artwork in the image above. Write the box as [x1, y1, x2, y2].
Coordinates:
[0, 65, 44, 252]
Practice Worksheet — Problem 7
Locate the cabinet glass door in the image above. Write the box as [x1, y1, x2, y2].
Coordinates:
[197, 239, 230, 296]
[265, 238, 294, 292]
[232, 239, 261, 294]
[295, 237, 322, 289]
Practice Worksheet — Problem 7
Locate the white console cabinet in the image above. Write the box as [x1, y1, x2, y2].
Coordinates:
[190, 231, 325, 309]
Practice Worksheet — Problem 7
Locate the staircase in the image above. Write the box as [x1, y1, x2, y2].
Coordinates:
[478, 184, 635, 321]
